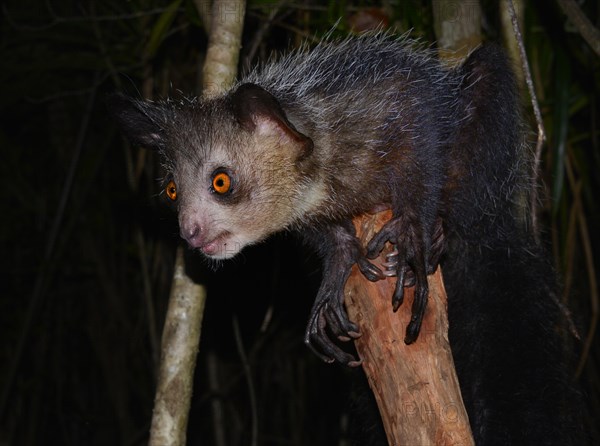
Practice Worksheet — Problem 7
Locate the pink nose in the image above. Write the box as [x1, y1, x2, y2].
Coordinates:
[180, 220, 203, 248]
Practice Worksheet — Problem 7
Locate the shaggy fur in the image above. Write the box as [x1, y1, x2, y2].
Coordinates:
[109, 33, 583, 444]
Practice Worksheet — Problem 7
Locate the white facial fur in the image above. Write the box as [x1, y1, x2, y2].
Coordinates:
[170, 126, 325, 259]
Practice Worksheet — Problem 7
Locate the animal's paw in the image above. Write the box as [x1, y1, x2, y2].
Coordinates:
[365, 215, 430, 344]
[304, 289, 362, 367]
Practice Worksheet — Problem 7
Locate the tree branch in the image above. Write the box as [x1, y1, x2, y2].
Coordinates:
[148, 1, 246, 444]
[556, 0, 600, 58]
[345, 212, 474, 445]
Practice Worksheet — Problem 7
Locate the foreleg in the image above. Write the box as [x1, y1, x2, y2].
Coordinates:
[303, 221, 380, 366]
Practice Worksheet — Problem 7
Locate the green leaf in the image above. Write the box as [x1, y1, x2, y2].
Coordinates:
[144, 0, 183, 59]
[551, 47, 570, 216]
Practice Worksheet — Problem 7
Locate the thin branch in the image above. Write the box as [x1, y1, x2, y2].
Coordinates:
[149, 0, 246, 444]
[564, 156, 599, 377]
[233, 315, 258, 446]
[2, 2, 176, 31]
[244, 0, 289, 65]
[556, 0, 600, 58]
[507, 0, 546, 238]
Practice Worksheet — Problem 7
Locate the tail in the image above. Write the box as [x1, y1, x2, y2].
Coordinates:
[445, 44, 530, 243]
[442, 46, 584, 445]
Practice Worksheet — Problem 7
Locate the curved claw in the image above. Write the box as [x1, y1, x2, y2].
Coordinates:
[324, 301, 361, 340]
[392, 243, 408, 312]
[405, 280, 429, 344]
[366, 236, 387, 260]
[358, 257, 384, 281]
[382, 249, 399, 275]
[304, 320, 361, 366]
[386, 249, 399, 259]
[304, 295, 361, 366]
[304, 307, 335, 362]
[403, 271, 416, 287]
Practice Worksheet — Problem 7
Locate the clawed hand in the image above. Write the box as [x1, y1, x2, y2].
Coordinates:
[304, 218, 444, 365]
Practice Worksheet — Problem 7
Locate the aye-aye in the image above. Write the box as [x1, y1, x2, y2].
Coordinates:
[110, 34, 583, 444]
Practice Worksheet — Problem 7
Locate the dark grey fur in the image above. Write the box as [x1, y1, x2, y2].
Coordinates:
[109, 32, 583, 445]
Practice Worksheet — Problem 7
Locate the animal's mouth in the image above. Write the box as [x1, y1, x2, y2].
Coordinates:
[199, 231, 231, 257]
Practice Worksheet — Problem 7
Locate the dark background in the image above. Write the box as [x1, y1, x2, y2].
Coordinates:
[1, 1, 599, 445]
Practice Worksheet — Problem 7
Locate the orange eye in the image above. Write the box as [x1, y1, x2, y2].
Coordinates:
[165, 180, 177, 201]
[212, 171, 232, 195]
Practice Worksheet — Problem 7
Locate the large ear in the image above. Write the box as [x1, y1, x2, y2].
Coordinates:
[106, 93, 169, 150]
[231, 83, 313, 158]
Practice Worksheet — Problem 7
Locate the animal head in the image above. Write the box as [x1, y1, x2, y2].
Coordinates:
[108, 84, 318, 259]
